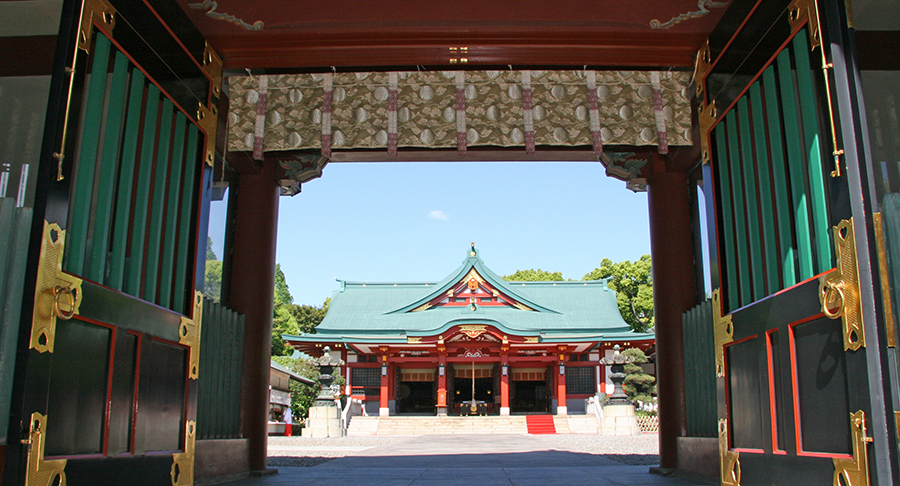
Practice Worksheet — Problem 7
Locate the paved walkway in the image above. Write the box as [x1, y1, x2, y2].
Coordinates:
[221, 435, 713, 486]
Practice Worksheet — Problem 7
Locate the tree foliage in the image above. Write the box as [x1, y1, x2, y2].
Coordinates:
[272, 264, 330, 356]
[621, 347, 656, 407]
[204, 260, 222, 303]
[583, 255, 653, 332]
[502, 269, 564, 281]
[206, 236, 217, 261]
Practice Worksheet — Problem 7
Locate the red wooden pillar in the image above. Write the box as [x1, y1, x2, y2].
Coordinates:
[436, 355, 447, 415]
[647, 154, 694, 469]
[500, 355, 510, 415]
[556, 355, 567, 415]
[379, 359, 390, 416]
[229, 159, 280, 473]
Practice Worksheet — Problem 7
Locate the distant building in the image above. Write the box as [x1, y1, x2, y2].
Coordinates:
[268, 359, 314, 435]
[284, 245, 654, 417]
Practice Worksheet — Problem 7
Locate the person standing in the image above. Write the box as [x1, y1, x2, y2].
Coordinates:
[283, 406, 293, 436]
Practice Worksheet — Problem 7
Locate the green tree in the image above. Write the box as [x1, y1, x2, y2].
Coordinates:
[204, 260, 222, 303]
[206, 236, 217, 261]
[272, 264, 330, 356]
[622, 347, 656, 408]
[583, 255, 653, 332]
[502, 269, 564, 281]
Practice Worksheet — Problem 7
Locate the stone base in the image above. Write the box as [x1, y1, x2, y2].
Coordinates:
[556, 406, 568, 416]
[302, 406, 344, 437]
[436, 407, 447, 416]
[599, 404, 642, 435]
[379, 407, 390, 417]
[500, 407, 510, 416]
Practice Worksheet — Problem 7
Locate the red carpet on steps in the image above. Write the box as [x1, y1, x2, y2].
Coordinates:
[526, 415, 556, 434]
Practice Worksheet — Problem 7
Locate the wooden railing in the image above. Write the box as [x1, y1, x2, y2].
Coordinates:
[196, 298, 245, 439]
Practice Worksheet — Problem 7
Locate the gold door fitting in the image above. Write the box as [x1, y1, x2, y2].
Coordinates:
[202, 42, 223, 99]
[873, 213, 895, 347]
[699, 100, 717, 165]
[31, 222, 83, 353]
[24, 412, 67, 486]
[170, 420, 196, 486]
[819, 219, 865, 351]
[833, 410, 873, 486]
[713, 288, 734, 377]
[197, 102, 218, 167]
[719, 419, 741, 485]
[179, 292, 203, 380]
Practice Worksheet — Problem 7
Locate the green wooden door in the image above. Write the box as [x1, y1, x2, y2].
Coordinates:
[6, 0, 220, 484]
[700, 0, 898, 483]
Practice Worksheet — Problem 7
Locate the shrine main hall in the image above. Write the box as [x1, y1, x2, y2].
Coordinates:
[285, 245, 654, 417]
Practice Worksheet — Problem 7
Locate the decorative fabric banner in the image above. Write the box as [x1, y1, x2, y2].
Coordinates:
[387, 72, 399, 157]
[521, 70, 536, 155]
[252, 74, 268, 161]
[586, 71, 603, 155]
[651, 71, 669, 154]
[455, 71, 467, 156]
[321, 73, 333, 157]
[227, 70, 692, 155]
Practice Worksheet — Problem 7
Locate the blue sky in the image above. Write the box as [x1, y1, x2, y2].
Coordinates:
[267, 161, 653, 306]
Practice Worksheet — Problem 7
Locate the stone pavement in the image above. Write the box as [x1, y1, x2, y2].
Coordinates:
[221, 435, 713, 486]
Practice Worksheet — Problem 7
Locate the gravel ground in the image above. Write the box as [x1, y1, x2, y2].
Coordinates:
[266, 434, 659, 468]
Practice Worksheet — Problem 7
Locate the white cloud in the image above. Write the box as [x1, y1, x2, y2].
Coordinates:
[428, 210, 449, 221]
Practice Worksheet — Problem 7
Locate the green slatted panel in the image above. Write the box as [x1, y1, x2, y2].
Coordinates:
[726, 112, 752, 307]
[174, 127, 200, 313]
[763, 66, 797, 287]
[715, 127, 740, 311]
[793, 33, 832, 273]
[66, 34, 112, 275]
[737, 98, 765, 301]
[87, 49, 130, 284]
[125, 86, 161, 297]
[0, 199, 32, 443]
[683, 299, 716, 438]
[197, 298, 245, 439]
[749, 81, 781, 294]
[108, 70, 147, 291]
[158, 114, 188, 310]
[777, 47, 815, 280]
[144, 100, 174, 304]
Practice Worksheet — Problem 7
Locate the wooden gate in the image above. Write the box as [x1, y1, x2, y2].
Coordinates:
[6, 0, 220, 484]
[698, 0, 898, 483]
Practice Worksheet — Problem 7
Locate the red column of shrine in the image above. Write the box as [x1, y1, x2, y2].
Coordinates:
[229, 159, 280, 473]
[437, 354, 448, 415]
[500, 355, 510, 415]
[556, 355, 567, 415]
[379, 357, 390, 416]
[648, 154, 694, 469]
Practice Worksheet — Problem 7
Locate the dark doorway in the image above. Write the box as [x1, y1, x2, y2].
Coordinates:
[397, 381, 436, 414]
[451, 377, 495, 414]
[511, 381, 549, 413]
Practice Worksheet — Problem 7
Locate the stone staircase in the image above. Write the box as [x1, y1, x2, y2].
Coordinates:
[347, 415, 600, 436]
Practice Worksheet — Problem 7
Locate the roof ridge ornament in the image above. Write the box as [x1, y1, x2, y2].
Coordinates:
[470, 242, 477, 257]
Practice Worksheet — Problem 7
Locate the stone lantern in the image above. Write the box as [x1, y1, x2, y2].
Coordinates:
[597, 344, 642, 435]
[599, 344, 635, 405]
[302, 346, 346, 437]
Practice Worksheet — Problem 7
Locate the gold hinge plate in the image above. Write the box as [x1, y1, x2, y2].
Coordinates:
[873, 213, 895, 347]
[202, 42, 223, 100]
[197, 102, 218, 167]
[25, 412, 67, 486]
[819, 218, 865, 351]
[834, 410, 873, 486]
[31, 222, 83, 353]
[788, 0, 822, 49]
[699, 100, 716, 165]
[179, 292, 203, 380]
[692, 40, 712, 99]
[170, 420, 196, 486]
[77, 0, 116, 53]
[713, 288, 734, 377]
[719, 419, 741, 485]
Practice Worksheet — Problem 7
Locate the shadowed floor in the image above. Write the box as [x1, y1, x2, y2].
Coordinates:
[220, 435, 713, 486]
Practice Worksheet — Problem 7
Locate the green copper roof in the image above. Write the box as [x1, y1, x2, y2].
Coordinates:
[285, 245, 653, 344]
